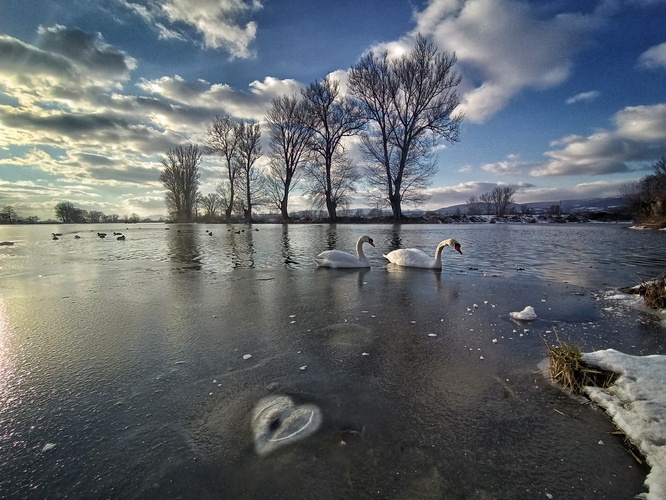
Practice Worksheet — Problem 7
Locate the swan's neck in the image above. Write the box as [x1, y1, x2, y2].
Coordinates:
[434, 243, 446, 263]
[356, 239, 366, 260]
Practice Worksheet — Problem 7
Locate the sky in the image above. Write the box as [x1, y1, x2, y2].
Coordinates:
[0, 0, 665, 220]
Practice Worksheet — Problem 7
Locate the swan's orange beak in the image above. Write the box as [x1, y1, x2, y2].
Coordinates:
[454, 244, 462, 254]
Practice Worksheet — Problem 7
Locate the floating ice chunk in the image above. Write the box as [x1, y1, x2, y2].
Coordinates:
[42, 443, 56, 452]
[251, 395, 322, 455]
[510, 306, 537, 321]
[243, 354, 252, 360]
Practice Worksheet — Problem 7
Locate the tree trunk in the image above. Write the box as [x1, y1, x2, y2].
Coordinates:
[326, 199, 337, 222]
[280, 199, 289, 222]
[389, 192, 402, 220]
[226, 185, 235, 220]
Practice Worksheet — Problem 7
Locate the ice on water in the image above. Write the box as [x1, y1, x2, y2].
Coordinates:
[251, 395, 322, 456]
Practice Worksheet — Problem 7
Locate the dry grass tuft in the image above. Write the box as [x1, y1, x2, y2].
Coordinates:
[620, 273, 666, 310]
[643, 274, 666, 309]
[543, 335, 617, 394]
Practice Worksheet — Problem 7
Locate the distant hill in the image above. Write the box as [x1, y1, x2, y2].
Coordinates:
[272, 196, 629, 220]
[432, 197, 627, 216]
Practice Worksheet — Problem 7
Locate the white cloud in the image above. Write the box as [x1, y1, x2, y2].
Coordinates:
[565, 90, 601, 105]
[414, 0, 608, 123]
[480, 155, 537, 175]
[531, 103, 666, 176]
[119, 0, 263, 58]
[616, 103, 666, 141]
[515, 179, 631, 204]
[637, 42, 666, 69]
[420, 180, 532, 208]
[137, 74, 303, 121]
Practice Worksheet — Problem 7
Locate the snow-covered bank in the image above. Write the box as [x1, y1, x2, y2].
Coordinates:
[584, 350, 666, 500]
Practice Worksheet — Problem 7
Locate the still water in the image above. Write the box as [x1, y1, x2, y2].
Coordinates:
[2, 222, 665, 286]
[0, 222, 664, 499]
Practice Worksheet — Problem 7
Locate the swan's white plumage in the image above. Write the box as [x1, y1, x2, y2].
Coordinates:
[383, 238, 462, 269]
[314, 235, 375, 268]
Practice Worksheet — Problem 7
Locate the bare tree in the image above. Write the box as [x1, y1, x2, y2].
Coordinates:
[206, 116, 240, 220]
[304, 153, 361, 215]
[159, 144, 202, 222]
[348, 34, 464, 220]
[480, 186, 515, 216]
[54, 202, 77, 223]
[0, 205, 18, 223]
[235, 120, 262, 222]
[265, 94, 313, 222]
[301, 76, 365, 221]
[86, 210, 105, 223]
[466, 196, 483, 215]
[198, 193, 223, 221]
[622, 156, 666, 219]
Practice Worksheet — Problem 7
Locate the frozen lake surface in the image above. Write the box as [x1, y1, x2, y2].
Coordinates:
[1, 222, 665, 498]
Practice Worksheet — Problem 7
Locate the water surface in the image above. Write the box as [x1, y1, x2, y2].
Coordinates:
[0, 223, 664, 498]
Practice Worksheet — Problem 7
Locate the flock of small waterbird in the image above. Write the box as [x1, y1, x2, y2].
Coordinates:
[51, 231, 126, 241]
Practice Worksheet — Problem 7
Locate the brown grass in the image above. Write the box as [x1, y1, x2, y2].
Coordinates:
[619, 273, 666, 310]
[643, 274, 666, 309]
[543, 335, 617, 394]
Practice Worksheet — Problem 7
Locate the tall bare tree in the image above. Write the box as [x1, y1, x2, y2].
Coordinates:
[159, 144, 202, 222]
[466, 196, 483, 215]
[198, 193, 223, 221]
[235, 120, 262, 222]
[265, 94, 313, 222]
[301, 76, 365, 221]
[206, 116, 240, 221]
[348, 34, 464, 220]
[304, 153, 361, 216]
[480, 186, 515, 216]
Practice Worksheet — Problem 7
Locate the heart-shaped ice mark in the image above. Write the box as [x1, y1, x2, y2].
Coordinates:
[251, 395, 322, 455]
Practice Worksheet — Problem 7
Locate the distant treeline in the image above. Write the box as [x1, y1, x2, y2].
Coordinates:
[0, 203, 159, 224]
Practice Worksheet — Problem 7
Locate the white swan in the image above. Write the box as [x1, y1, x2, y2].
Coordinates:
[314, 235, 375, 268]
[383, 238, 462, 269]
